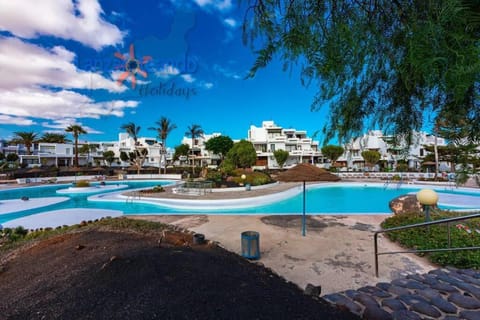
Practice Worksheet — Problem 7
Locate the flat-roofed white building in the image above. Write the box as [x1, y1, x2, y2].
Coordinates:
[337, 130, 449, 171]
[247, 120, 323, 169]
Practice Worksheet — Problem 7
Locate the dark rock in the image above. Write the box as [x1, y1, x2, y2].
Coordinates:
[389, 194, 422, 215]
[460, 310, 480, 320]
[75, 245, 85, 250]
[345, 290, 360, 299]
[323, 293, 363, 315]
[304, 283, 321, 297]
[410, 302, 441, 318]
[448, 292, 480, 309]
[429, 269, 449, 276]
[358, 286, 391, 298]
[362, 305, 392, 320]
[450, 282, 480, 299]
[421, 274, 439, 285]
[404, 280, 427, 290]
[391, 278, 409, 287]
[376, 283, 391, 291]
[444, 316, 461, 320]
[416, 288, 440, 300]
[431, 282, 459, 293]
[398, 294, 429, 305]
[381, 298, 406, 311]
[387, 285, 410, 296]
[391, 310, 422, 320]
[406, 274, 425, 283]
[430, 296, 457, 314]
[353, 292, 379, 308]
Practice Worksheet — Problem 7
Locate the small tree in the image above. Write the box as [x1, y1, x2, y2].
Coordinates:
[361, 150, 381, 171]
[273, 149, 289, 169]
[225, 140, 257, 169]
[173, 144, 190, 162]
[205, 135, 234, 163]
[6, 153, 19, 162]
[103, 151, 115, 166]
[321, 145, 344, 165]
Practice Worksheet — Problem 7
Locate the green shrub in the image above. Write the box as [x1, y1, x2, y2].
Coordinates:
[74, 180, 90, 188]
[232, 172, 272, 186]
[152, 185, 165, 192]
[382, 211, 480, 269]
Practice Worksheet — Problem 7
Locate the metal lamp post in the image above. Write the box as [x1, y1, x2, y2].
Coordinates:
[416, 189, 439, 222]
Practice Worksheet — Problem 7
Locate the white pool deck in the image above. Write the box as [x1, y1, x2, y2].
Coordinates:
[0, 197, 70, 215]
[56, 184, 128, 194]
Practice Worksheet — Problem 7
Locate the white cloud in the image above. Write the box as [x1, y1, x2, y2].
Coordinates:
[0, 114, 36, 126]
[212, 64, 243, 79]
[181, 74, 196, 83]
[191, 0, 232, 11]
[223, 18, 237, 28]
[203, 82, 214, 89]
[0, 36, 139, 128]
[42, 119, 103, 134]
[0, 37, 125, 92]
[0, 0, 124, 50]
[110, 70, 151, 86]
[154, 65, 181, 79]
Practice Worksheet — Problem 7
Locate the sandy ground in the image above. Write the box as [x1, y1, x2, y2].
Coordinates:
[133, 214, 436, 296]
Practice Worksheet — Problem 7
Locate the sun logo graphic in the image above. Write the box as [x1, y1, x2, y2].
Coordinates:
[114, 44, 152, 89]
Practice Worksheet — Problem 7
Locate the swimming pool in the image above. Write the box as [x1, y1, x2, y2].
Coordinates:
[0, 181, 479, 224]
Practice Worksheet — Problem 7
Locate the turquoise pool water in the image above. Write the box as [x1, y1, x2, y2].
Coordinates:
[1, 181, 480, 224]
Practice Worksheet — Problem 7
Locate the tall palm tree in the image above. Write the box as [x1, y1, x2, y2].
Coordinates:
[121, 122, 141, 145]
[149, 117, 177, 174]
[40, 133, 69, 143]
[65, 125, 87, 167]
[121, 122, 145, 174]
[185, 124, 204, 174]
[12, 131, 38, 155]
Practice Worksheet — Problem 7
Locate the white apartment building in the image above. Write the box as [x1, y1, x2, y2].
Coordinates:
[13, 133, 173, 169]
[180, 132, 223, 167]
[247, 121, 323, 169]
[337, 130, 449, 171]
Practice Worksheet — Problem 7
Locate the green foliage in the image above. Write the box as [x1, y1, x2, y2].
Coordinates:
[321, 145, 344, 164]
[205, 135, 234, 159]
[173, 144, 190, 161]
[205, 169, 223, 182]
[120, 122, 141, 144]
[382, 211, 480, 269]
[102, 150, 115, 166]
[0, 152, 4, 161]
[120, 151, 129, 162]
[219, 158, 235, 176]
[225, 140, 257, 168]
[40, 133, 68, 143]
[11, 131, 38, 155]
[65, 124, 87, 167]
[232, 172, 273, 186]
[74, 180, 90, 188]
[273, 149, 289, 168]
[243, 0, 480, 143]
[396, 163, 409, 172]
[6, 153, 19, 162]
[361, 150, 381, 167]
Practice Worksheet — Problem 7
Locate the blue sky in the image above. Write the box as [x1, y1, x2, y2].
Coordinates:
[0, 0, 329, 147]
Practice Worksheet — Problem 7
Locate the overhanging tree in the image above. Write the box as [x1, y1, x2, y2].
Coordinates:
[243, 1, 480, 144]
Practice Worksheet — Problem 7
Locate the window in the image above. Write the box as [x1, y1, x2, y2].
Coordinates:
[419, 149, 424, 157]
[270, 144, 275, 152]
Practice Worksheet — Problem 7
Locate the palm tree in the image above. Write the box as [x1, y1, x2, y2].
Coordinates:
[40, 133, 69, 143]
[121, 122, 141, 145]
[12, 131, 38, 155]
[121, 122, 146, 174]
[185, 124, 204, 174]
[65, 125, 87, 167]
[149, 117, 177, 174]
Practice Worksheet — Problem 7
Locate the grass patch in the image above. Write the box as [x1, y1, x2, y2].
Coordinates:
[381, 211, 480, 269]
[0, 217, 169, 253]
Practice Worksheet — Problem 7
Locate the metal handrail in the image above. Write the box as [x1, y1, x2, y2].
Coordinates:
[374, 212, 480, 277]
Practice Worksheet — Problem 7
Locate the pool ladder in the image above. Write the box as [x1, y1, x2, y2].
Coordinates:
[126, 191, 140, 203]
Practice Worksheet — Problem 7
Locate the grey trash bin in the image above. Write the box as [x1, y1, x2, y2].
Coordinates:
[241, 231, 260, 259]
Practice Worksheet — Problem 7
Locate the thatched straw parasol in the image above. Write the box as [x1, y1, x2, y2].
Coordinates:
[276, 163, 341, 236]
